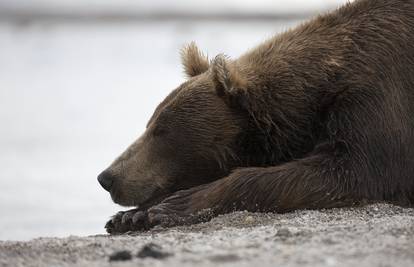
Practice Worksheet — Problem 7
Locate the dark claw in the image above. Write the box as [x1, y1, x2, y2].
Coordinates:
[105, 220, 114, 231]
[122, 212, 132, 224]
[112, 211, 124, 224]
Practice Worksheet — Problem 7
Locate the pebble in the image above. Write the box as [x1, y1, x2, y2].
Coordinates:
[209, 254, 241, 263]
[275, 228, 293, 239]
[244, 216, 255, 224]
[109, 250, 133, 262]
[137, 243, 172, 259]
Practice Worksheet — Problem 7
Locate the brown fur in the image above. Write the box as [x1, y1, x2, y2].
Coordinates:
[100, 0, 414, 233]
[181, 42, 210, 78]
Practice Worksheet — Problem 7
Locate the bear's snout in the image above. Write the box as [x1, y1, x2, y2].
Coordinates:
[97, 170, 116, 192]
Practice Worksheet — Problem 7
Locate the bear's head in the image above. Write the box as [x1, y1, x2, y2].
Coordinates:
[98, 43, 260, 207]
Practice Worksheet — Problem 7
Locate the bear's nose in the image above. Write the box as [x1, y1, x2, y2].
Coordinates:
[97, 170, 116, 192]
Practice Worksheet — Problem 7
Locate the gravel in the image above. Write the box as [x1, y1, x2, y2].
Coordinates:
[1, 204, 413, 267]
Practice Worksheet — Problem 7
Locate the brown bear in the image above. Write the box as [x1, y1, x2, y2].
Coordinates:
[98, 0, 414, 234]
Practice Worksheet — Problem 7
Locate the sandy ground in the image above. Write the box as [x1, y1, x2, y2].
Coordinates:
[1, 204, 413, 267]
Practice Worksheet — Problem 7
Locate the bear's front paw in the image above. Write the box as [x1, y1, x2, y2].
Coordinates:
[105, 208, 149, 234]
[147, 185, 216, 228]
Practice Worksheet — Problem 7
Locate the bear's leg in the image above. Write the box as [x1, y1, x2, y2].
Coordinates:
[145, 149, 363, 228]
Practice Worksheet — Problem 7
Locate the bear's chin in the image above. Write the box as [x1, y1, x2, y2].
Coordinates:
[111, 186, 173, 208]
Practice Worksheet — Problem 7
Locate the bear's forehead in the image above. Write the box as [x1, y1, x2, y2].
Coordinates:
[147, 76, 215, 127]
[169, 77, 215, 106]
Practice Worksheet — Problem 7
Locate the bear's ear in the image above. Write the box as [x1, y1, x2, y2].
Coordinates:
[212, 54, 249, 109]
[181, 42, 210, 78]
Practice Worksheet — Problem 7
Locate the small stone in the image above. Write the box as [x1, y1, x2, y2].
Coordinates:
[275, 228, 292, 239]
[109, 250, 132, 262]
[209, 254, 241, 263]
[137, 243, 172, 259]
[244, 216, 255, 224]
[322, 238, 337, 245]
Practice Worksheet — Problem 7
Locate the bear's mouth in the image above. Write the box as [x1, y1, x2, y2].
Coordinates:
[110, 184, 174, 208]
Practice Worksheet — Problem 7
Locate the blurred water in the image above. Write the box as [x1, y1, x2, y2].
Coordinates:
[1, 0, 348, 16]
[0, 20, 306, 241]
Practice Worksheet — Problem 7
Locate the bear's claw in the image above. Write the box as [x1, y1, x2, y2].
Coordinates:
[105, 208, 149, 234]
[106, 184, 217, 234]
